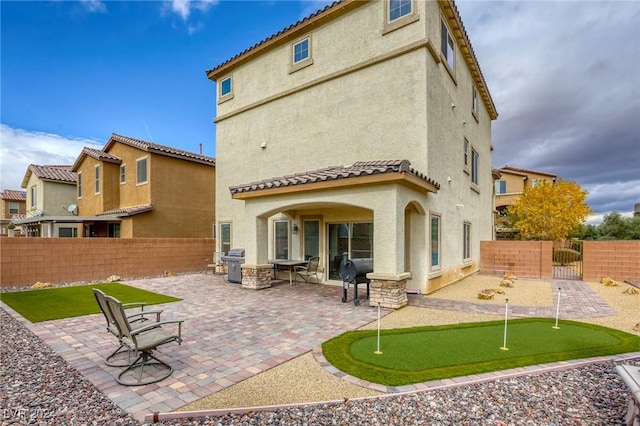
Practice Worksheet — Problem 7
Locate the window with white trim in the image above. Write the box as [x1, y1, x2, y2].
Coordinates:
[220, 222, 231, 255]
[274, 220, 290, 260]
[471, 148, 479, 186]
[441, 18, 455, 71]
[9, 202, 19, 214]
[463, 138, 469, 170]
[472, 86, 478, 116]
[30, 186, 37, 208]
[95, 165, 100, 194]
[495, 180, 506, 194]
[220, 76, 232, 97]
[293, 38, 310, 64]
[136, 157, 148, 185]
[120, 164, 126, 184]
[78, 172, 82, 198]
[389, 0, 412, 22]
[463, 222, 471, 260]
[430, 213, 441, 269]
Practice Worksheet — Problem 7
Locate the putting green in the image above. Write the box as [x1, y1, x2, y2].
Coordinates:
[322, 318, 640, 386]
[0, 283, 181, 323]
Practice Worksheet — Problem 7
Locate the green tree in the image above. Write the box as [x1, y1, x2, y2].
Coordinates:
[598, 212, 640, 240]
[508, 179, 591, 241]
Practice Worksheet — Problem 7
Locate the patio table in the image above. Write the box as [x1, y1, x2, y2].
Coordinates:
[269, 259, 308, 286]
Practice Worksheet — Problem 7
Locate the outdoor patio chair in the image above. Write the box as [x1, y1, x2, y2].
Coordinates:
[93, 288, 163, 367]
[104, 294, 183, 386]
[295, 256, 320, 283]
[205, 251, 226, 274]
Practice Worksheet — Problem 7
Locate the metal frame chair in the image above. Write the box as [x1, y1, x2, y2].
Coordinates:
[295, 256, 320, 283]
[93, 288, 162, 367]
[104, 294, 183, 386]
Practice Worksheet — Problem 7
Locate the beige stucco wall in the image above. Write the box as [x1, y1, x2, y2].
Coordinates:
[76, 156, 104, 216]
[213, 1, 494, 292]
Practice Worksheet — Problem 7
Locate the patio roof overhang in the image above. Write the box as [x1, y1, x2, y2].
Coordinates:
[13, 215, 120, 225]
[230, 160, 440, 200]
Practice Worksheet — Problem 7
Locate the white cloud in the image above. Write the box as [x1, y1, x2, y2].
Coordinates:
[80, 0, 107, 13]
[0, 125, 103, 191]
[167, 0, 218, 21]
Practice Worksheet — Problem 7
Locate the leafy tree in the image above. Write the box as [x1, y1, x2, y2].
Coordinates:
[508, 179, 591, 241]
[568, 223, 599, 240]
[598, 212, 640, 240]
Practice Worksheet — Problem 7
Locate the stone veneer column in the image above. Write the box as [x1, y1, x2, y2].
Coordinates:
[367, 273, 410, 309]
[241, 264, 272, 290]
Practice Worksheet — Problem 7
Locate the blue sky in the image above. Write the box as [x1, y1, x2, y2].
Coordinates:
[1, 0, 639, 223]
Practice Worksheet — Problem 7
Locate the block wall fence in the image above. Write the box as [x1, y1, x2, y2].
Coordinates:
[481, 240, 639, 282]
[0, 238, 215, 289]
[1, 238, 637, 289]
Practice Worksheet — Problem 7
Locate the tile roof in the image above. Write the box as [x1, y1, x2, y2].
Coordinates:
[82, 147, 122, 163]
[11, 214, 26, 221]
[0, 189, 26, 201]
[27, 165, 77, 183]
[105, 134, 215, 166]
[206, 0, 345, 76]
[97, 204, 153, 217]
[229, 160, 440, 195]
[499, 166, 557, 178]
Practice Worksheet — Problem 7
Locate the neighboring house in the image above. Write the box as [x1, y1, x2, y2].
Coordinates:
[0, 189, 26, 236]
[14, 165, 78, 237]
[206, 0, 498, 300]
[494, 165, 557, 239]
[69, 133, 215, 238]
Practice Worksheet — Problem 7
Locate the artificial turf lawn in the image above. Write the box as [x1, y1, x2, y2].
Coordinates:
[0, 283, 181, 323]
[322, 318, 640, 386]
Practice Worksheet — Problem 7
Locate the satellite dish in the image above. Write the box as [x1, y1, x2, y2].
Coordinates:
[67, 204, 78, 215]
[32, 209, 42, 217]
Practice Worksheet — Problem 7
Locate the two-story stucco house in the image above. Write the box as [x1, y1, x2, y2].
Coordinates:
[13, 165, 79, 237]
[206, 0, 498, 306]
[494, 165, 557, 239]
[0, 189, 26, 236]
[70, 133, 216, 238]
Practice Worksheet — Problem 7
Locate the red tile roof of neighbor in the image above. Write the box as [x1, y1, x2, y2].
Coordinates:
[229, 159, 440, 195]
[0, 190, 26, 201]
[27, 165, 77, 183]
[81, 147, 122, 163]
[97, 204, 153, 217]
[105, 134, 215, 166]
[499, 166, 557, 178]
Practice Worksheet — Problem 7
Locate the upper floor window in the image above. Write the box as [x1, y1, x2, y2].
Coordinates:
[220, 76, 232, 97]
[78, 172, 82, 198]
[293, 38, 310, 64]
[472, 86, 478, 116]
[389, 0, 412, 22]
[136, 157, 148, 185]
[30, 186, 37, 208]
[120, 165, 126, 184]
[495, 180, 507, 194]
[463, 138, 469, 170]
[95, 165, 101, 194]
[9, 202, 19, 214]
[441, 18, 455, 72]
[531, 178, 544, 188]
[471, 148, 479, 186]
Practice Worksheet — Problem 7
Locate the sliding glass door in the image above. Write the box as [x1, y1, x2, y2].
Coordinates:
[327, 222, 373, 280]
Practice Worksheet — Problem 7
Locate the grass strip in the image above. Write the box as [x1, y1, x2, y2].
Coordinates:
[0, 283, 181, 323]
[322, 318, 640, 386]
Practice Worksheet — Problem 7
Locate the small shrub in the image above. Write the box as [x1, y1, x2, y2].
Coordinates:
[554, 247, 581, 265]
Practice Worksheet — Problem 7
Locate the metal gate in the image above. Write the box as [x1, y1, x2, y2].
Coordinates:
[553, 241, 583, 280]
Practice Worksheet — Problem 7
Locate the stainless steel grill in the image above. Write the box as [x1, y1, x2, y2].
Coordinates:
[222, 248, 245, 283]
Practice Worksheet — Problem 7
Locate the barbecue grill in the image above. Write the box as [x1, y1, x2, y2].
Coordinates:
[340, 252, 373, 306]
[222, 248, 245, 283]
